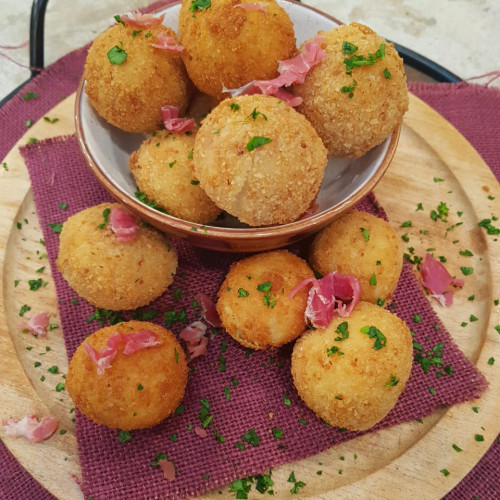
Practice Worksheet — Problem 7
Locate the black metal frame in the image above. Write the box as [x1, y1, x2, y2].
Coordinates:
[0, 0, 461, 109]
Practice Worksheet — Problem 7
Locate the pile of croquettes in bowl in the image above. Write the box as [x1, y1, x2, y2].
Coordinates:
[75, 0, 408, 252]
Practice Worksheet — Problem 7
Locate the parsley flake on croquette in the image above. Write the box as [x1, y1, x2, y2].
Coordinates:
[334, 321, 349, 341]
[107, 46, 127, 65]
[189, 0, 211, 12]
[360, 325, 387, 350]
[246, 136, 272, 152]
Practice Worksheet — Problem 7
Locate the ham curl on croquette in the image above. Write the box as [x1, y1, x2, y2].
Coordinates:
[57, 203, 178, 310]
[67, 321, 188, 430]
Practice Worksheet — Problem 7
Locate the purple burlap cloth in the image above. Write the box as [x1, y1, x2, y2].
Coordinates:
[1, 4, 499, 498]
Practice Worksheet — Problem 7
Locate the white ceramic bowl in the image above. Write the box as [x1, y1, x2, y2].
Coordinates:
[75, 0, 400, 252]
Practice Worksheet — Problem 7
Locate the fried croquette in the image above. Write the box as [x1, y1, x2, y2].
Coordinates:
[293, 23, 409, 158]
[84, 22, 191, 133]
[291, 301, 413, 431]
[66, 321, 188, 430]
[194, 94, 327, 226]
[129, 130, 222, 224]
[57, 203, 177, 310]
[178, 0, 296, 99]
[217, 250, 314, 349]
[309, 210, 402, 304]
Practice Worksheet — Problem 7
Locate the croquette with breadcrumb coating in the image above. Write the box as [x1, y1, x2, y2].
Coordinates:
[293, 23, 408, 158]
[84, 21, 191, 133]
[57, 203, 177, 311]
[66, 321, 188, 430]
[291, 301, 413, 431]
[217, 250, 314, 349]
[194, 94, 327, 226]
[179, 0, 296, 99]
[309, 210, 402, 305]
[129, 130, 222, 224]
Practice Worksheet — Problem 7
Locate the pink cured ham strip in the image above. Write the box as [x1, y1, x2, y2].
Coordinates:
[421, 253, 464, 306]
[161, 105, 196, 133]
[151, 31, 184, 53]
[2, 415, 58, 444]
[120, 11, 165, 27]
[159, 459, 176, 481]
[234, 3, 267, 13]
[223, 35, 326, 106]
[84, 330, 161, 374]
[84, 332, 122, 375]
[122, 330, 161, 355]
[179, 321, 209, 360]
[109, 207, 139, 243]
[194, 426, 208, 438]
[195, 292, 222, 327]
[289, 272, 361, 328]
[19, 311, 50, 338]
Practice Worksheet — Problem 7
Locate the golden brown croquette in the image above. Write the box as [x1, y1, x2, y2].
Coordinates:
[217, 250, 314, 349]
[291, 301, 413, 431]
[57, 203, 177, 310]
[194, 94, 327, 226]
[84, 23, 191, 133]
[179, 0, 296, 99]
[293, 23, 409, 158]
[129, 130, 222, 224]
[66, 321, 188, 430]
[309, 210, 403, 304]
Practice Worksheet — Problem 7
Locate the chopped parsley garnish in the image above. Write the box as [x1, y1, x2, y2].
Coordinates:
[247, 108, 267, 121]
[230, 103, 240, 111]
[334, 321, 349, 341]
[413, 314, 422, 323]
[452, 444, 463, 452]
[175, 404, 184, 415]
[474, 434, 484, 442]
[189, 0, 211, 12]
[440, 469, 450, 477]
[430, 202, 449, 222]
[55, 382, 65, 392]
[360, 325, 386, 350]
[272, 428, 283, 439]
[59, 202, 67, 211]
[342, 41, 358, 54]
[19, 304, 31, 317]
[47, 222, 63, 233]
[488, 357, 495, 365]
[107, 46, 127, 65]
[242, 428, 260, 447]
[137, 384, 144, 391]
[163, 308, 188, 327]
[340, 82, 357, 98]
[369, 273, 377, 286]
[360, 227, 370, 242]
[401, 220, 412, 227]
[283, 394, 291, 406]
[2, 162, 7, 171]
[478, 218, 500, 235]
[247, 136, 272, 152]
[459, 249, 473, 257]
[218, 354, 227, 372]
[118, 430, 132, 442]
[23, 92, 38, 100]
[383, 67, 391, 79]
[238, 288, 249, 297]
[97, 208, 111, 229]
[384, 374, 399, 387]
[326, 345, 344, 356]
[287, 471, 306, 495]
[114, 14, 125, 26]
[151, 452, 168, 467]
[47, 365, 59, 374]
[28, 278, 43, 291]
[461, 267, 474, 276]
[413, 342, 445, 373]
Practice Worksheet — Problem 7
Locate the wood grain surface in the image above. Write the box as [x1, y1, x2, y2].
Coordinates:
[0, 93, 499, 499]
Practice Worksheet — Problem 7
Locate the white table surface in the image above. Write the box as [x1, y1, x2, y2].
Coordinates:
[1, 0, 499, 103]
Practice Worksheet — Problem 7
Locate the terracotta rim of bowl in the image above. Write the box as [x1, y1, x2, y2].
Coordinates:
[75, 0, 401, 245]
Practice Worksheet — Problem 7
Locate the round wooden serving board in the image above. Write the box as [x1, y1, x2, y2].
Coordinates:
[0, 93, 499, 499]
